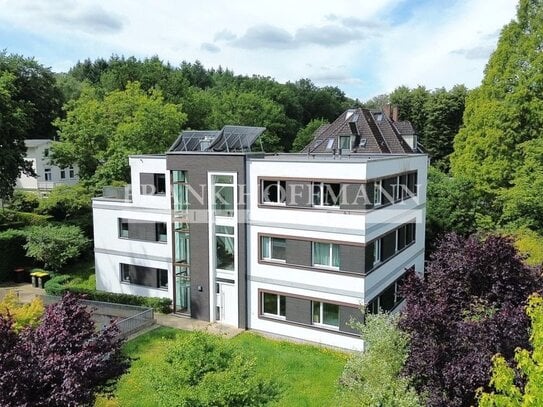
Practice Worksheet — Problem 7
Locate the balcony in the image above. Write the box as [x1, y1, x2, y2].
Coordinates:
[99, 185, 132, 202]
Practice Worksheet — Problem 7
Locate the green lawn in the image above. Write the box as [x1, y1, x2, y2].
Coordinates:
[96, 327, 348, 407]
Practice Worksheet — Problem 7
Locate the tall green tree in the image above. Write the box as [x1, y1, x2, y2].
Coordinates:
[389, 85, 430, 136]
[0, 51, 63, 139]
[423, 85, 468, 169]
[0, 71, 32, 202]
[451, 0, 543, 193]
[52, 82, 186, 184]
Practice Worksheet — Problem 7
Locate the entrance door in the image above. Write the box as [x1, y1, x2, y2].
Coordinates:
[175, 271, 190, 314]
[215, 282, 237, 326]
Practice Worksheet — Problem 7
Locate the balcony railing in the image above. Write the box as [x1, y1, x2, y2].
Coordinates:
[100, 185, 132, 201]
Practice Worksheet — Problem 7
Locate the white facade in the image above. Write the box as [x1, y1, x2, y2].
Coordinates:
[16, 139, 79, 191]
[93, 156, 173, 300]
[93, 152, 427, 350]
[246, 154, 427, 350]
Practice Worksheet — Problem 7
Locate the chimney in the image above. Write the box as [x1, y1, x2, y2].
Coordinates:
[392, 106, 399, 122]
[383, 104, 392, 120]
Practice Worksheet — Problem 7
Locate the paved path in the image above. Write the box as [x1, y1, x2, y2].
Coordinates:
[0, 282, 243, 339]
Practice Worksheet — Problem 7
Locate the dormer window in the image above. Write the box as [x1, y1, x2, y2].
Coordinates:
[339, 135, 351, 150]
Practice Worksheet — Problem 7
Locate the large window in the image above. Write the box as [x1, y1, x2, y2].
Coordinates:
[312, 301, 339, 328]
[262, 292, 286, 318]
[172, 171, 189, 214]
[213, 175, 234, 217]
[216, 225, 235, 271]
[366, 222, 416, 272]
[175, 230, 190, 264]
[261, 180, 286, 204]
[120, 263, 168, 290]
[313, 242, 340, 269]
[44, 168, 52, 181]
[313, 182, 341, 207]
[154, 173, 166, 194]
[118, 218, 167, 243]
[261, 236, 286, 262]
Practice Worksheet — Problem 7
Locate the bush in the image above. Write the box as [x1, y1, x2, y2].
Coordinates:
[15, 211, 51, 226]
[150, 331, 281, 406]
[37, 184, 93, 220]
[9, 191, 40, 212]
[0, 291, 44, 331]
[43, 284, 172, 313]
[24, 225, 90, 272]
[0, 229, 28, 282]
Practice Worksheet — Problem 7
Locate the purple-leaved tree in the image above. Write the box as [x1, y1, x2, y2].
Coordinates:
[400, 233, 542, 407]
[0, 294, 129, 407]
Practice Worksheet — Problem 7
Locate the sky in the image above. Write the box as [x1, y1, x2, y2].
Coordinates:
[0, 0, 518, 100]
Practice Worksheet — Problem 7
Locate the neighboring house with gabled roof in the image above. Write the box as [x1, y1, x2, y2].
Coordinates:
[302, 106, 421, 155]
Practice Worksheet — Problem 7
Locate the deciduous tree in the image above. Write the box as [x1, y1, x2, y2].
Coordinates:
[291, 118, 329, 152]
[400, 233, 542, 406]
[0, 294, 129, 407]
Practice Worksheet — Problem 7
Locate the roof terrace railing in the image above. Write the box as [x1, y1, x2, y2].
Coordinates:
[100, 185, 132, 201]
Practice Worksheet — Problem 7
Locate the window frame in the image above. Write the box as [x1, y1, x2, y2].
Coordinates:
[312, 242, 340, 269]
[118, 218, 129, 238]
[154, 173, 166, 195]
[312, 182, 342, 208]
[373, 180, 382, 206]
[261, 236, 287, 262]
[155, 222, 167, 243]
[44, 168, 52, 181]
[261, 179, 287, 205]
[261, 292, 286, 319]
[215, 225, 235, 272]
[311, 301, 339, 329]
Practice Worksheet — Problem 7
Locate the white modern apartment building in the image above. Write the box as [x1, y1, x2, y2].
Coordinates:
[92, 108, 427, 350]
[16, 139, 79, 192]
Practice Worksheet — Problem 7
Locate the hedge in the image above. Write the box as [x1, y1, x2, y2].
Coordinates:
[44, 282, 172, 314]
[0, 229, 28, 282]
[16, 212, 51, 226]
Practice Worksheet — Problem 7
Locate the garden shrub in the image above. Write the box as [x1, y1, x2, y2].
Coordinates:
[24, 224, 90, 272]
[0, 290, 44, 331]
[16, 212, 51, 226]
[10, 191, 40, 213]
[0, 229, 28, 282]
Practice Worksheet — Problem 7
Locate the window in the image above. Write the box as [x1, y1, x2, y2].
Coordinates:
[325, 138, 334, 150]
[140, 173, 166, 195]
[312, 182, 341, 207]
[60, 169, 66, 179]
[44, 168, 52, 181]
[312, 301, 339, 328]
[69, 167, 75, 179]
[119, 218, 129, 238]
[373, 180, 382, 206]
[397, 223, 416, 251]
[367, 275, 406, 313]
[313, 242, 340, 268]
[158, 268, 168, 289]
[339, 135, 351, 150]
[154, 173, 166, 194]
[213, 175, 234, 217]
[175, 231, 190, 264]
[261, 180, 286, 204]
[407, 172, 417, 197]
[156, 222, 167, 242]
[262, 292, 286, 318]
[216, 225, 235, 271]
[261, 236, 286, 262]
[120, 263, 167, 289]
[43, 148, 49, 158]
[373, 239, 381, 265]
[396, 174, 408, 200]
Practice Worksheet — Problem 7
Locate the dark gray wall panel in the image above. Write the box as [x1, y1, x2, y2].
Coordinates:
[286, 297, 312, 325]
[339, 245, 364, 273]
[285, 180, 312, 208]
[340, 183, 373, 210]
[339, 306, 364, 334]
[286, 239, 311, 266]
[167, 154, 247, 328]
[140, 172, 154, 195]
[365, 242, 375, 273]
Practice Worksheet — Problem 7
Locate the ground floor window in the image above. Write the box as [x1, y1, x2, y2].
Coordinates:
[120, 263, 168, 290]
[312, 301, 339, 328]
[262, 292, 286, 317]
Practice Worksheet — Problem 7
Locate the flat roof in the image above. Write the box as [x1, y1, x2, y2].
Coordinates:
[250, 153, 427, 164]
